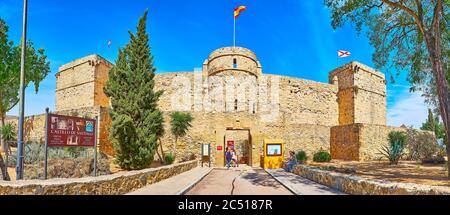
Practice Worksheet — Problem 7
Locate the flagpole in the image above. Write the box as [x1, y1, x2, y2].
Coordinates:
[233, 16, 236, 47]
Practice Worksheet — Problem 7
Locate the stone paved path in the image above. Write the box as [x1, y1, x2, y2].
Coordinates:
[185, 166, 293, 195]
[126, 167, 212, 195]
[126, 166, 344, 195]
[266, 169, 346, 195]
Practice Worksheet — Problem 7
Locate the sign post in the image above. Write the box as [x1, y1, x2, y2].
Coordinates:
[43, 112, 97, 179]
[44, 108, 49, 179]
[93, 116, 98, 177]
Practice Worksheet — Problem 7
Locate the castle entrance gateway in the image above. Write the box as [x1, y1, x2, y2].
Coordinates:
[223, 128, 252, 166]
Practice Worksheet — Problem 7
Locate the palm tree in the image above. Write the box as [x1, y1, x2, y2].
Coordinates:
[170, 112, 193, 157]
[2, 123, 16, 144]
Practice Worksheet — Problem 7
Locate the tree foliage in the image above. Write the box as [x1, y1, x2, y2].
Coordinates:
[421, 108, 446, 140]
[0, 18, 50, 120]
[104, 10, 164, 170]
[170, 112, 193, 157]
[0, 17, 50, 181]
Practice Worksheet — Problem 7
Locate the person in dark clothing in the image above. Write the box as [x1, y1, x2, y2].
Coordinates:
[225, 147, 232, 169]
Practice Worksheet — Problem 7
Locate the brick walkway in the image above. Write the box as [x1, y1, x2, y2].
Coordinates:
[266, 169, 346, 195]
[126, 167, 212, 195]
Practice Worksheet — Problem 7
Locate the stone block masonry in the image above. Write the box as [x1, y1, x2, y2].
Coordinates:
[331, 124, 435, 161]
[293, 165, 450, 195]
[55, 54, 112, 112]
[0, 160, 198, 195]
[329, 62, 387, 126]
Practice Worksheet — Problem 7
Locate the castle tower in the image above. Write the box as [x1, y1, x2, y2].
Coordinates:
[55, 55, 113, 112]
[203, 46, 262, 78]
[329, 62, 388, 161]
[329, 62, 387, 126]
[202, 47, 262, 113]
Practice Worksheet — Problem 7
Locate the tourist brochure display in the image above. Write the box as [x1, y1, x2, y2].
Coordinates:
[43, 108, 99, 179]
[263, 139, 284, 169]
[201, 143, 211, 167]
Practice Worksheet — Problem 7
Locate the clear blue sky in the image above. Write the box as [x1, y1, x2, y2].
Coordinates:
[1, 0, 429, 127]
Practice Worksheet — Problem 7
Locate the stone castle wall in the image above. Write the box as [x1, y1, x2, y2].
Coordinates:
[149, 69, 339, 165]
[3, 46, 435, 166]
[331, 124, 435, 161]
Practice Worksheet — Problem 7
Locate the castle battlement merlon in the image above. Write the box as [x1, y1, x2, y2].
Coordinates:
[329, 61, 385, 80]
[57, 54, 113, 75]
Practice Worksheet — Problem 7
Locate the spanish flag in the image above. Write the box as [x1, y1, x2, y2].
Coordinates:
[234, 6, 247, 18]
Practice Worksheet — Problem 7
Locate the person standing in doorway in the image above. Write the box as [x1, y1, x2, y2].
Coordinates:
[231, 149, 238, 167]
[225, 147, 232, 169]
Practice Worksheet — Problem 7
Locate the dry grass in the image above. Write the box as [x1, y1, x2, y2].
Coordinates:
[308, 160, 450, 187]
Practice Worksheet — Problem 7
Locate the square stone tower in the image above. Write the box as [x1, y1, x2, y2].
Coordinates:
[329, 62, 387, 126]
[55, 55, 113, 112]
[329, 62, 388, 161]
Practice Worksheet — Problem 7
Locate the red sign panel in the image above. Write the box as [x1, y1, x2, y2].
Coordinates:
[47, 113, 96, 147]
[217, 146, 223, 151]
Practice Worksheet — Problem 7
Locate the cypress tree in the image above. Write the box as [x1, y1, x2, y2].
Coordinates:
[104, 10, 164, 170]
[421, 109, 436, 133]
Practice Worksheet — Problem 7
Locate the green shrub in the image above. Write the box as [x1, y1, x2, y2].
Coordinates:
[313, 151, 331, 162]
[296, 150, 308, 163]
[405, 128, 440, 161]
[422, 145, 447, 164]
[164, 153, 175, 164]
[379, 131, 407, 165]
[64, 147, 88, 158]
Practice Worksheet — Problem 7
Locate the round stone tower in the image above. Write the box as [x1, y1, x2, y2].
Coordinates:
[202, 46, 262, 113]
[202, 46, 262, 78]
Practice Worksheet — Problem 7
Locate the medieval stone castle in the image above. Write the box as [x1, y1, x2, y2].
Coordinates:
[8, 46, 432, 167]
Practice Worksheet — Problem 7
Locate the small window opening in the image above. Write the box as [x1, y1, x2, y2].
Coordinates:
[233, 58, 237, 69]
[234, 99, 238, 111]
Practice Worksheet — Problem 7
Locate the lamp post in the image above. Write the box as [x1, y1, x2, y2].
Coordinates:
[15, 0, 28, 180]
